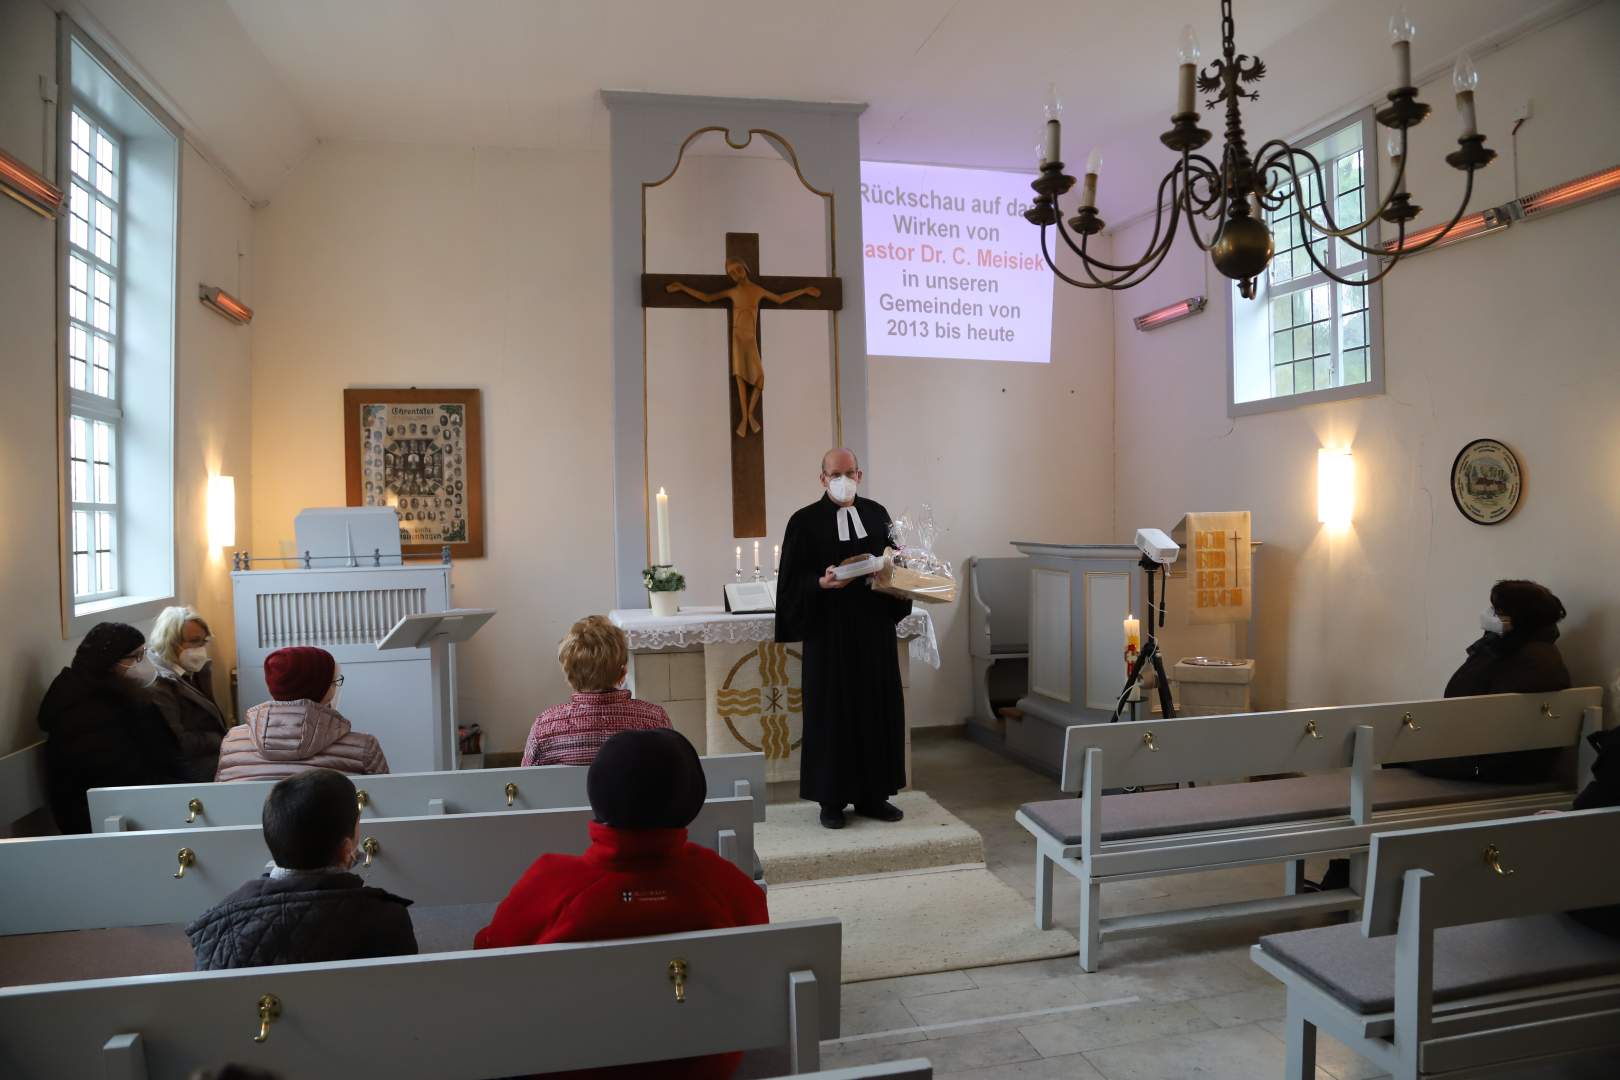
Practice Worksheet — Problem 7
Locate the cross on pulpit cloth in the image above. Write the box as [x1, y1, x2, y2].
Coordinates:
[642, 232, 842, 538]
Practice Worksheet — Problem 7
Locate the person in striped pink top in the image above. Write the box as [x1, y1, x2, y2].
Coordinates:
[522, 616, 672, 767]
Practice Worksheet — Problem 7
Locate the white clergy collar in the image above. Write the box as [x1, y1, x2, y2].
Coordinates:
[836, 504, 867, 542]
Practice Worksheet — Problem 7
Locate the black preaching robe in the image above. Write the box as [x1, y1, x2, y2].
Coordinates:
[775, 493, 911, 807]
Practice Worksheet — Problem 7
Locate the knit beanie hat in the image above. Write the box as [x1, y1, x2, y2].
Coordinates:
[72, 622, 146, 677]
[264, 646, 337, 703]
[1489, 580, 1566, 633]
[587, 729, 707, 830]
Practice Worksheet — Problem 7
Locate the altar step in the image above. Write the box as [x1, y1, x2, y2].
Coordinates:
[755, 790, 985, 884]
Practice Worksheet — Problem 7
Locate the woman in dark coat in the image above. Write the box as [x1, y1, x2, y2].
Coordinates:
[144, 605, 229, 781]
[1424, 579, 1572, 781]
[37, 622, 183, 833]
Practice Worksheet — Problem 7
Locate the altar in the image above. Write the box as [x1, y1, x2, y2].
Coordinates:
[610, 606, 939, 783]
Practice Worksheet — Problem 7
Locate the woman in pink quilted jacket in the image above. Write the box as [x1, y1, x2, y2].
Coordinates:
[216, 646, 389, 782]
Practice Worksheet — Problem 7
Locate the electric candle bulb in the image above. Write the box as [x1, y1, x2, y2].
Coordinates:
[1387, 133, 1406, 194]
[1042, 84, 1063, 165]
[1389, 6, 1416, 88]
[1176, 25, 1201, 115]
[1082, 147, 1102, 208]
[1453, 51, 1479, 138]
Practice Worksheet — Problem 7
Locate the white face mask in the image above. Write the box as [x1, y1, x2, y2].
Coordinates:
[826, 476, 858, 504]
[123, 656, 159, 686]
[178, 646, 209, 673]
[1480, 609, 1505, 635]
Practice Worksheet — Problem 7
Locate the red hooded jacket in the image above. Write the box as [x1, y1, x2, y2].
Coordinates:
[475, 822, 770, 1078]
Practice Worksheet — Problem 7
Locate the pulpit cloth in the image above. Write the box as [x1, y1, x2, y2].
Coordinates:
[610, 606, 939, 669]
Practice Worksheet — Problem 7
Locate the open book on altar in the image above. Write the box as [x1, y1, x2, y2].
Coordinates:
[723, 579, 777, 614]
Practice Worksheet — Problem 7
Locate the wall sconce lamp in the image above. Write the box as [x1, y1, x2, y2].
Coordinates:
[208, 475, 236, 549]
[1132, 296, 1207, 332]
[0, 146, 65, 219]
[199, 285, 253, 325]
[1317, 448, 1354, 528]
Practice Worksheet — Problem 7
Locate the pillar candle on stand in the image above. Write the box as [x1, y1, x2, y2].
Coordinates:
[753, 539, 760, 573]
[1124, 614, 1142, 673]
[655, 487, 672, 566]
[773, 544, 780, 575]
[735, 545, 742, 573]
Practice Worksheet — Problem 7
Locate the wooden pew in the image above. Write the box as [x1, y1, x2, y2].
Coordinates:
[0, 795, 754, 937]
[1252, 808, 1620, 1080]
[1016, 687, 1604, 970]
[89, 751, 768, 830]
[0, 918, 842, 1078]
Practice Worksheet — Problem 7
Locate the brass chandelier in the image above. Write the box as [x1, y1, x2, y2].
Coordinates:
[1026, 0, 1496, 298]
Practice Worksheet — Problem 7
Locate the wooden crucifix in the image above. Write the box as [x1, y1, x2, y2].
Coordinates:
[642, 232, 842, 539]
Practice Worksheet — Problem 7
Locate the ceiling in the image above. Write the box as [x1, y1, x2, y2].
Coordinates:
[70, 0, 1581, 214]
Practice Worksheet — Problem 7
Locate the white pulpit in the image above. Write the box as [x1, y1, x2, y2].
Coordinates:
[230, 563, 459, 773]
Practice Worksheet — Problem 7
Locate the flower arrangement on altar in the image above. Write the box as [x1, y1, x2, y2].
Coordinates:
[643, 565, 686, 593]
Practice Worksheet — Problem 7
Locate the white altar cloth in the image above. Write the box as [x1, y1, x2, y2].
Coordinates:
[609, 605, 940, 669]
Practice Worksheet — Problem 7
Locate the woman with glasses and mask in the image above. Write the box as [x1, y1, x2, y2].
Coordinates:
[145, 605, 230, 781]
[37, 622, 183, 833]
[216, 646, 389, 782]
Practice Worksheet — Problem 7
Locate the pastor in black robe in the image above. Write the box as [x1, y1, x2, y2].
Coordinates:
[775, 493, 911, 808]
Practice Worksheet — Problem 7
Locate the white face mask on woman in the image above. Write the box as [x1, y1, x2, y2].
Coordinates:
[123, 656, 159, 686]
[1480, 609, 1505, 636]
[178, 646, 209, 673]
[826, 475, 858, 504]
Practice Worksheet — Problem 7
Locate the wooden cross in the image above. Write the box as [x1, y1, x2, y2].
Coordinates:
[642, 232, 842, 539]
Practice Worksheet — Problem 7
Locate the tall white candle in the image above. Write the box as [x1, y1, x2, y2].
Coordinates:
[753, 539, 760, 572]
[655, 487, 671, 566]
[773, 544, 781, 573]
[735, 545, 742, 572]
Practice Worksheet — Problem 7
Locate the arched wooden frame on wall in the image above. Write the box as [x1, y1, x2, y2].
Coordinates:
[639, 126, 843, 565]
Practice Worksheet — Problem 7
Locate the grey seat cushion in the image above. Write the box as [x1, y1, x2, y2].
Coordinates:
[1020, 771, 1565, 844]
[1258, 914, 1620, 1014]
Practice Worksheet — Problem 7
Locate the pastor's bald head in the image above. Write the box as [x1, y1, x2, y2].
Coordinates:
[821, 448, 859, 477]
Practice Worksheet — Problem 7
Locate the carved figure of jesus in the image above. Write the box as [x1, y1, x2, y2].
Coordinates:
[665, 257, 822, 438]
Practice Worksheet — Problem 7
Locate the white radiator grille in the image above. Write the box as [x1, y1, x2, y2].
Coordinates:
[255, 588, 429, 649]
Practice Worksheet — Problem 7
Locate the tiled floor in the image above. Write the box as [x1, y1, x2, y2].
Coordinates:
[810, 731, 1611, 1080]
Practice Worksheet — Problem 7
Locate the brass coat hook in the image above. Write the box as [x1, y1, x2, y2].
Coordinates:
[185, 798, 203, 824]
[668, 957, 689, 1003]
[1142, 731, 1158, 751]
[174, 847, 195, 879]
[1401, 712, 1421, 731]
[1305, 719, 1323, 740]
[1541, 703, 1561, 721]
[361, 837, 379, 868]
[254, 994, 281, 1042]
[504, 782, 517, 807]
[355, 789, 369, 811]
[1483, 844, 1515, 877]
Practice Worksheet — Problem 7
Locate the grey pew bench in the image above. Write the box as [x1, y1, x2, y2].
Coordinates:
[0, 918, 842, 1078]
[0, 795, 755, 987]
[1016, 687, 1604, 970]
[90, 750, 768, 830]
[777, 1063, 932, 1079]
[1251, 808, 1620, 1080]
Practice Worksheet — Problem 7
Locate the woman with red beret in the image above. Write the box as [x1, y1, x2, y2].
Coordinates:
[216, 646, 390, 782]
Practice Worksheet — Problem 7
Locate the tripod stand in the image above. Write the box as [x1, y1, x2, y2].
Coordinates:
[1113, 553, 1175, 722]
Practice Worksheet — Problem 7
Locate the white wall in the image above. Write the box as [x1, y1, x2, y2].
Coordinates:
[1112, 3, 1620, 710]
[0, 0, 254, 756]
[249, 141, 615, 753]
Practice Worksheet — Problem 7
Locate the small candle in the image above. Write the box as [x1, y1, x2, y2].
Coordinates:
[1041, 84, 1062, 165]
[1453, 51, 1479, 138]
[655, 487, 671, 566]
[1176, 25, 1200, 115]
[735, 545, 742, 572]
[1389, 7, 1415, 89]
[1124, 614, 1141, 652]
[753, 539, 760, 571]
[773, 544, 781, 573]
[1082, 147, 1102, 208]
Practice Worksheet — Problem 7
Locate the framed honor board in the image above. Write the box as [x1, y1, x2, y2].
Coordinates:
[1451, 438, 1522, 526]
[344, 388, 485, 558]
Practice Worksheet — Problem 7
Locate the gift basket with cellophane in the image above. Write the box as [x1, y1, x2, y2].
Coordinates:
[875, 506, 957, 604]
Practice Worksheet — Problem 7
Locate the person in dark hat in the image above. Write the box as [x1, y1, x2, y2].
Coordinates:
[37, 622, 183, 833]
[1421, 579, 1573, 781]
[476, 729, 768, 1079]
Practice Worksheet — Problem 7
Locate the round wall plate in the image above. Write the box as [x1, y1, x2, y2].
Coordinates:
[1451, 438, 1522, 525]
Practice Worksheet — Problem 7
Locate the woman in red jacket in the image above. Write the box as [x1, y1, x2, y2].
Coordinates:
[475, 729, 768, 1078]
